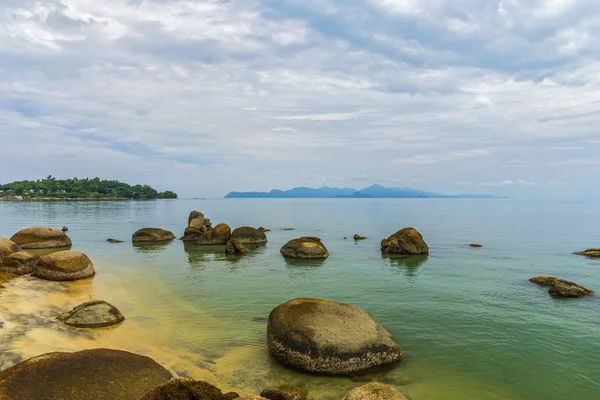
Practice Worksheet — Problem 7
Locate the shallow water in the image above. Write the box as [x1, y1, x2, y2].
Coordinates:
[1, 199, 599, 399]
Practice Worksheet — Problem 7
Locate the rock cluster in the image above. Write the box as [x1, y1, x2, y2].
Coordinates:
[280, 237, 329, 259]
[182, 211, 233, 245]
[529, 276, 593, 298]
[267, 298, 403, 375]
[381, 228, 429, 255]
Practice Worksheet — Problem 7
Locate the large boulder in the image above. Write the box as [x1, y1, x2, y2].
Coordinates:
[182, 211, 213, 242]
[343, 383, 413, 400]
[58, 300, 125, 328]
[575, 248, 600, 257]
[231, 227, 268, 244]
[33, 251, 95, 281]
[381, 228, 429, 255]
[280, 237, 329, 259]
[10, 227, 72, 249]
[267, 298, 403, 375]
[0, 349, 173, 400]
[529, 276, 593, 298]
[133, 228, 176, 243]
[0, 252, 41, 275]
[188, 211, 207, 229]
[198, 223, 232, 245]
[142, 379, 239, 400]
[0, 237, 22, 260]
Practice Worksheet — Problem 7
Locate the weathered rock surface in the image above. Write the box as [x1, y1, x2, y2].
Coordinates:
[132, 228, 176, 243]
[343, 383, 413, 400]
[0, 237, 22, 260]
[381, 228, 429, 255]
[226, 239, 249, 255]
[58, 300, 125, 328]
[0, 252, 41, 275]
[182, 211, 214, 242]
[10, 227, 72, 249]
[574, 248, 600, 257]
[529, 276, 593, 298]
[354, 234, 367, 241]
[107, 238, 124, 243]
[33, 251, 95, 281]
[280, 237, 329, 259]
[231, 227, 268, 244]
[188, 211, 207, 229]
[198, 223, 232, 245]
[267, 298, 403, 375]
[260, 386, 307, 400]
[0, 349, 173, 400]
[142, 379, 239, 400]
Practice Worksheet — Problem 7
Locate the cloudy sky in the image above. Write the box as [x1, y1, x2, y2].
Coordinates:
[1, 0, 599, 198]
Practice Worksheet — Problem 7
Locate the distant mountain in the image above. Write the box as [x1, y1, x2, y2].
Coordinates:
[225, 184, 501, 199]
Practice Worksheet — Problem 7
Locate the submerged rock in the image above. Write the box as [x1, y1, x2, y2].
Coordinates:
[529, 276, 593, 298]
[226, 239, 249, 255]
[10, 227, 72, 249]
[280, 237, 329, 259]
[0, 237, 22, 260]
[260, 386, 307, 400]
[267, 298, 403, 375]
[142, 379, 239, 400]
[343, 383, 413, 400]
[58, 300, 125, 328]
[574, 248, 600, 257]
[381, 228, 429, 255]
[231, 227, 268, 244]
[0, 349, 173, 400]
[0, 252, 41, 275]
[33, 251, 95, 281]
[107, 238, 124, 243]
[132, 228, 176, 243]
[354, 234, 367, 241]
[198, 223, 232, 245]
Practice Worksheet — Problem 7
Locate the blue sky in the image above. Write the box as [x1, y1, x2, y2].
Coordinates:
[1, 0, 599, 198]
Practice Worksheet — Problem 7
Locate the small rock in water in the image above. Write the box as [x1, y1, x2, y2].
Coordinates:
[281, 228, 295, 231]
[354, 234, 367, 241]
[469, 244, 482, 248]
[58, 300, 125, 328]
[107, 238, 124, 243]
[280, 237, 329, 259]
[258, 227, 271, 232]
[574, 248, 600, 257]
[381, 227, 429, 255]
[62, 226, 68, 232]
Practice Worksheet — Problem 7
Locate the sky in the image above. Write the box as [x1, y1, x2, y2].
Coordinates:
[1, 0, 599, 199]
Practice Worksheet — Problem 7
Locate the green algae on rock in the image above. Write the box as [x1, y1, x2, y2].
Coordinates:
[381, 228, 429, 255]
[33, 250, 95, 281]
[0, 349, 173, 400]
[342, 383, 413, 400]
[58, 300, 125, 328]
[10, 227, 72, 249]
[0, 252, 41, 275]
[132, 228, 176, 243]
[280, 237, 329, 259]
[142, 379, 239, 400]
[231, 227, 268, 244]
[267, 298, 403, 375]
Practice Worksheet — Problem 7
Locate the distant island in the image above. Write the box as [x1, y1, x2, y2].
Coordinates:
[225, 184, 501, 199]
[0, 176, 178, 200]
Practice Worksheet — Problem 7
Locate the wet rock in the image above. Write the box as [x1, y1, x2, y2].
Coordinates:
[231, 227, 268, 244]
[343, 383, 413, 400]
[529, 276, 593, 298]
[0, 349, 173, 400]
[260, 385, 307, 400]
[280, 237, 329, 259]
[469, 244, 483, 248]
[58, 300, 125, 328]
[226, 239, 249, 255]
[267, 298, 403, 375]
[198, 223, 232, 245]
[132, 228, 176, 243]
[107, 238, 124, 243]
[0, 237, 23, 262]
[381, 228, 429, 255]
[574, 248, 600, 257]
[33, 251, 95, 281]
[142, 379, 239, 400]
[0, 252, 41, 275]
[354, 234, 367, 241]
[10, 227, 72, 249]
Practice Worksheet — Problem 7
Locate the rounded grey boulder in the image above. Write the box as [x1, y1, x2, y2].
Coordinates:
[33, 251, 95, 281]
[267, 298, 403, 375]
[58, 300, 125, 328]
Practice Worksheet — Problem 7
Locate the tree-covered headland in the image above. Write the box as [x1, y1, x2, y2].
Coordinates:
[0, 176, 178, 200]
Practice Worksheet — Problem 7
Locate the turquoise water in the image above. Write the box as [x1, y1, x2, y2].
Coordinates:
[1, 199, 599, 399]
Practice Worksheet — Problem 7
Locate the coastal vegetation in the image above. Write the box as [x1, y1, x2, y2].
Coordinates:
[0, 176, 177, 200]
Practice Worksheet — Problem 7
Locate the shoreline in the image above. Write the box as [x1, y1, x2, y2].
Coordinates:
[0, 198, 174, 202]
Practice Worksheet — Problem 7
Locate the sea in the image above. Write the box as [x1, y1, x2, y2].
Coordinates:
[0, 199, 599, 400]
